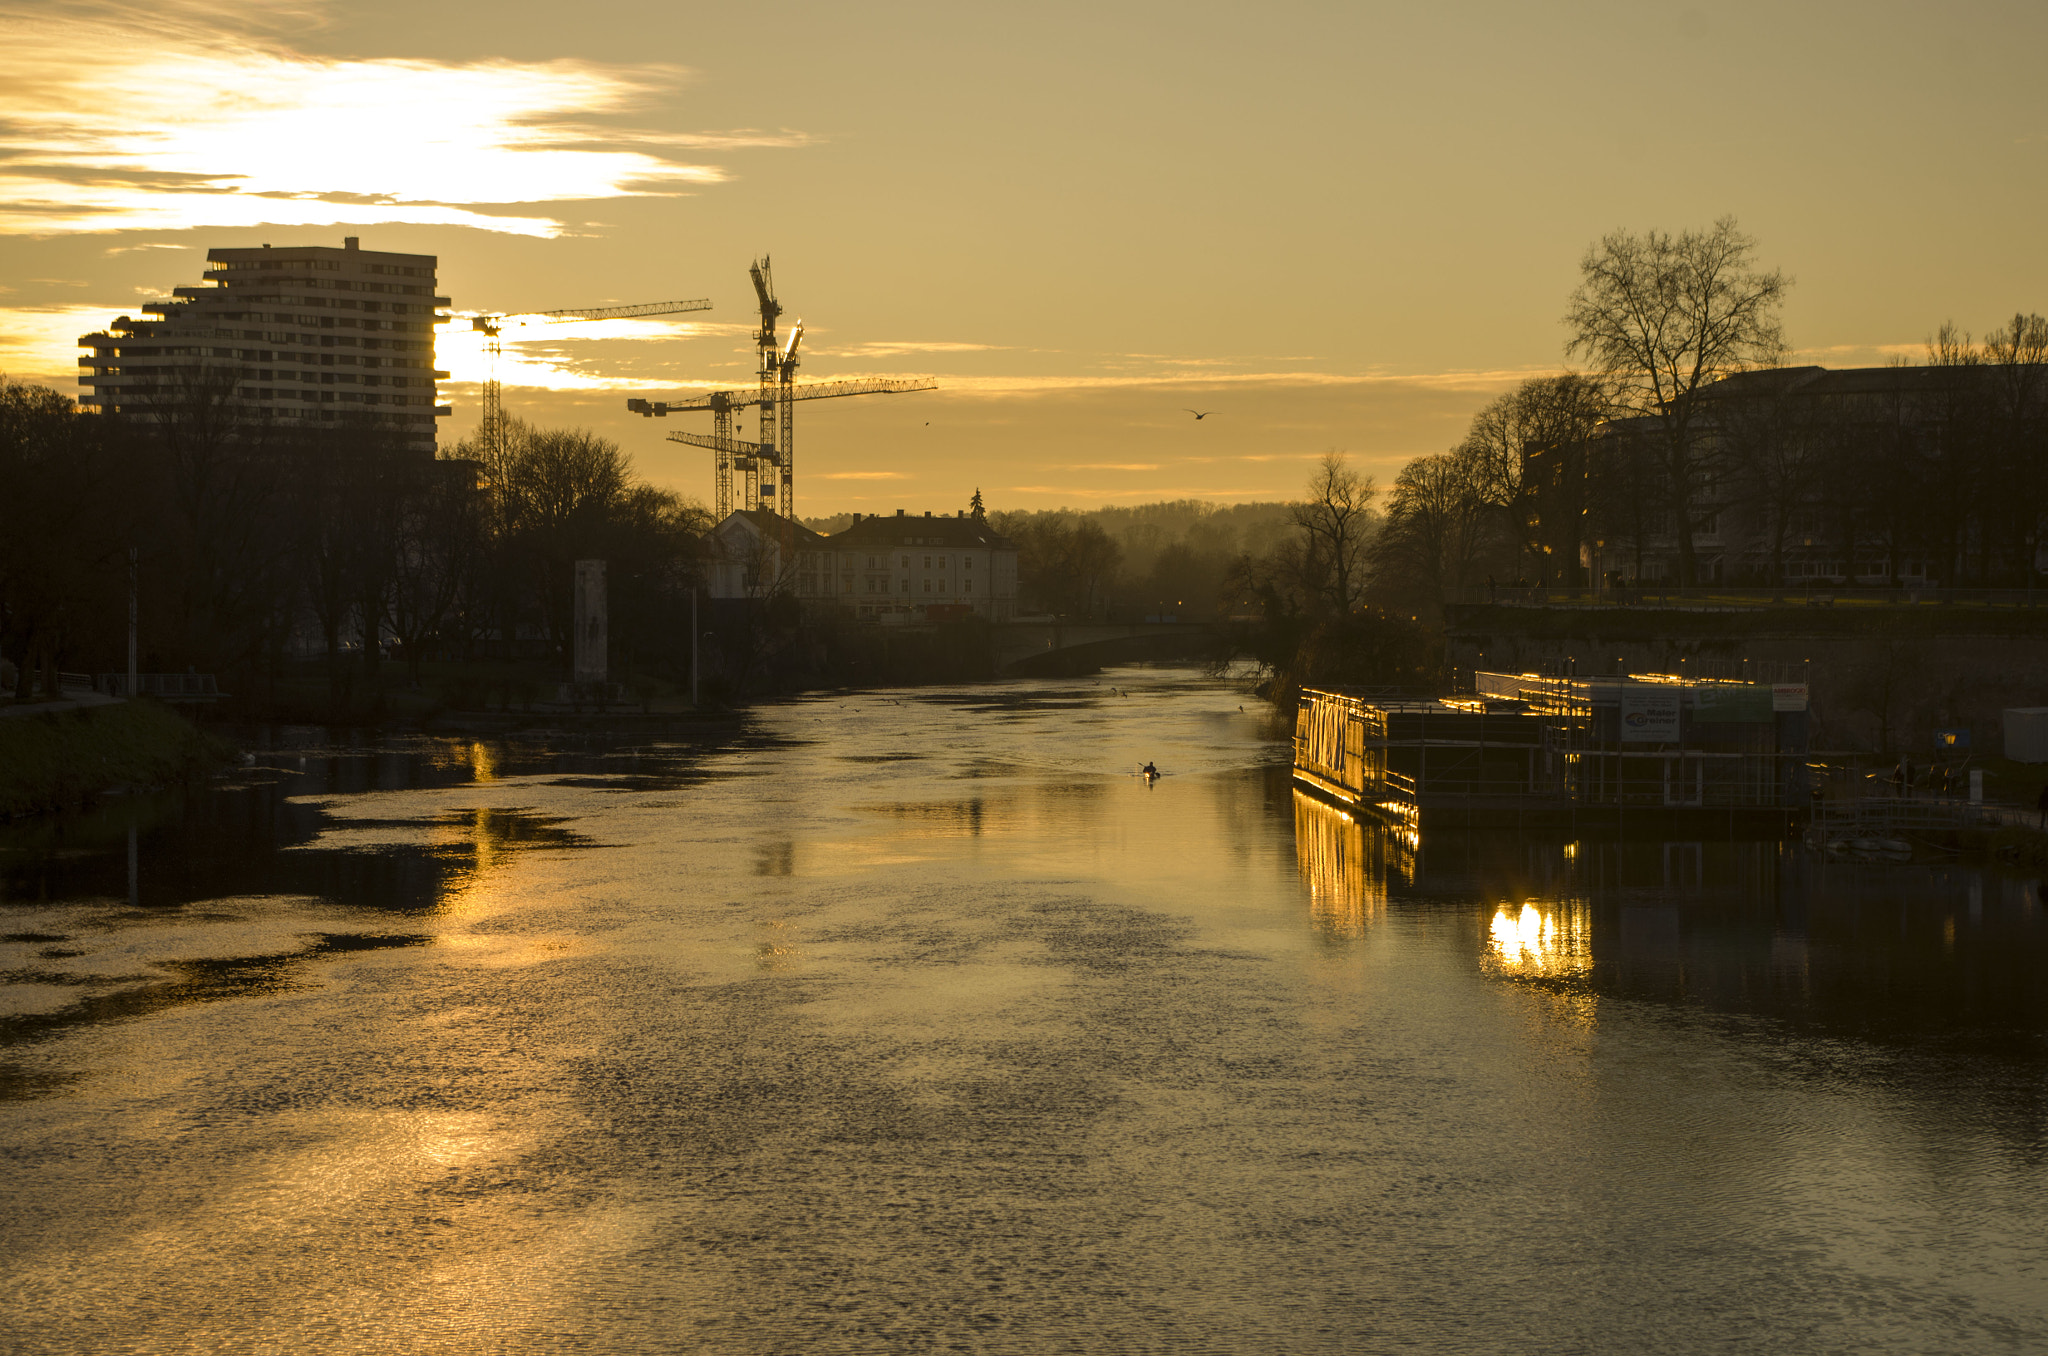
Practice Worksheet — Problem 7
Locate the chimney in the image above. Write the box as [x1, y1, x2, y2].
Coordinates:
[344, 237, 359, 250]
[924, 510, 932, 518]
[896, 508, 905, 517]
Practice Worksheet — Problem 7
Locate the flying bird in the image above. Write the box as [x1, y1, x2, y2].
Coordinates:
[1184, 408, 1214, 420]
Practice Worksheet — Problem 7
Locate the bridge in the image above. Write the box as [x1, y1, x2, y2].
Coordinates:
[990, 621, 1222, 676]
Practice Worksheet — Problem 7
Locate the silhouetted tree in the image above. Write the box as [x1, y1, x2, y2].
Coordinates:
[1566, 217, 1790, 584]
[1289, 452, 1376, 615]
[1374, 448, 1494, 612]
[1459, 373, 1610, 582]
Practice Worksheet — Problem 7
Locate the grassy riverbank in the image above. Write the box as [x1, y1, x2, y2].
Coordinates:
[0, 700, 235, 819]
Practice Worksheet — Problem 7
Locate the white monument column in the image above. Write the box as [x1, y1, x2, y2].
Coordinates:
[573, 560, 607, 685]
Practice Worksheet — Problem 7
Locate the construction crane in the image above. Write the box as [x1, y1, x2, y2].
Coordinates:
[624, 256, 934, 518]
[470, 297, 712, 465]
[629, 376, 938, 516]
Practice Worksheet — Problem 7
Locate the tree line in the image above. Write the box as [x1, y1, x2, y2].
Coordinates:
[1375, 218, 2048, 608]
[0, 369, 708, 711]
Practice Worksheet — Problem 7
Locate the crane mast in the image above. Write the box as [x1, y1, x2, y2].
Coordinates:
[469, 296, 712, 474]
[750, 258, 785, 515]
[626, 256, 934, 517]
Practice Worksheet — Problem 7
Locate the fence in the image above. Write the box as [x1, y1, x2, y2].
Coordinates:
[1467, 584, 2046, 610]
[1807, 794, 2026, 842]
[95, 673, 221, 700]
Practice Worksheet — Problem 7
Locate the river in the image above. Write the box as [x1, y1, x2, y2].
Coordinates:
[3, 667, 2046, 1353]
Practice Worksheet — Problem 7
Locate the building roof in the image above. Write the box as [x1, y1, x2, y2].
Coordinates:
[715, 509, 830, 549]
[831, 510, 1014, 550]
[206, 241, 436, 265]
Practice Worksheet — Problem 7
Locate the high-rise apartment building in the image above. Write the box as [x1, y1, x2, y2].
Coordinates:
[78, 237, 451, 454]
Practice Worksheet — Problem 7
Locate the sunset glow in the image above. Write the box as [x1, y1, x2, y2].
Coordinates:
[0, 10, 752, 237]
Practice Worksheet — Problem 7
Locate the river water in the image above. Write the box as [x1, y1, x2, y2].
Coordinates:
[3, 668, 2046, 1354]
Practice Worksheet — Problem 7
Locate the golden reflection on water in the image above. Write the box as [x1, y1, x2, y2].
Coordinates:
[1292, 792, 1409, 937]
[1484, 900, 1593, 978]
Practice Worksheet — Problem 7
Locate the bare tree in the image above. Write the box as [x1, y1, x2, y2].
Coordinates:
[1565, 217, 1790, 584]
[386, 460, 484, 683]
[1290, 452, 1376, 615]
[1459, 373, 1610, 580]
[1715, 377, 1830, 595]
[1375, 449, 1493, 609]
[1983, 312, 2048, 580]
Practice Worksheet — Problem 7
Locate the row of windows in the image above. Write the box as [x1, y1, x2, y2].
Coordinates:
[857, 578, 975, 594]
[829, 553, 981, 571]
[88, 367, 434, 386]
[218, 274, 436, 296]
[221, 296, 436, 317]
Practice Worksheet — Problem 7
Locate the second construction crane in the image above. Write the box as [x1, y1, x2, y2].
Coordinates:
[472, 296, 713, 464]
[627, 257, 935, 518]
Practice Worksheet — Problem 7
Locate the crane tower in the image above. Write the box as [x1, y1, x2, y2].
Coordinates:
[626, 256, 935, 518]
[470, 297, 712, 467]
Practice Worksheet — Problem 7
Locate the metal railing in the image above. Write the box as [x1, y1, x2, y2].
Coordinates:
[1466, 584, 2045, 610]
[1809, 794, 2040, 838]
[95, 673, 221, 699]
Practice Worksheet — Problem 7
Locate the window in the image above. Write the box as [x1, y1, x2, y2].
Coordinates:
[964, 557, 973, 569]
[923, 580, 932, 593]
[901, 579, 910, 593]
[923, 556, 931, 569]
[900, 556, 909, 568]
[964, 580, 973, 593]
[939, 556, 947, 568]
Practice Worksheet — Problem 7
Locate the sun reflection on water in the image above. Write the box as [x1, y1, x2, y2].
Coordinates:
[1484, 900, 1593, 978]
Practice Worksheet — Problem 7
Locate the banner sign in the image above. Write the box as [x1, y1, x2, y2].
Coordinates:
[1771, 683, 1809, 713]
[1620, 686, 1681, 742]
[1693, 686, 1774, 723]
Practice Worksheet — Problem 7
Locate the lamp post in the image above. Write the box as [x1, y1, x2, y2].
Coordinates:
[126, 546, 137, 698]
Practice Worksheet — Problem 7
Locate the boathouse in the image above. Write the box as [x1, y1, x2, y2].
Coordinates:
[1294, 671, 1809, 831]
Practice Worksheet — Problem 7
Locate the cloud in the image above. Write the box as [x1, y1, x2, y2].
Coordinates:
[929, 366, 1551, 396]
[818, 471, 909, 480]
[816, 340, 1011, 358]
[1055, 463, 1161, 471]
[0, 3, 797, 237]
[1788, 341, 1923, 364]
[0, 303, 137, 383]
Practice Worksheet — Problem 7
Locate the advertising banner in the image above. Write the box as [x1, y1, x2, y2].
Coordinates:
[1771, 683, 1809, 713]
[1619, 685, 1681, 742]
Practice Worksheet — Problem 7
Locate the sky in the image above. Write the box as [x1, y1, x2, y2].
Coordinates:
[4, 0, 2047, 515]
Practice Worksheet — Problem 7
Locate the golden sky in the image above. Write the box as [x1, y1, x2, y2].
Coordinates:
[4, 0, 2046, 513]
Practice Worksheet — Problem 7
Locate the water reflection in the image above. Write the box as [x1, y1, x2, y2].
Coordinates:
[1298, 812, 2048, 1046]
[1291, 792, 1408, 936]
[1483, 899, 1593, 978]
[5, 675, 2048, 1353]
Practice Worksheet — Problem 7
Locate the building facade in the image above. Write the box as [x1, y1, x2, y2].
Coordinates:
[1522, 363, 2048, 589]
[78, 237, 450, 454]
[704, 510, 833, 601]
[828, 509, 1019, 622]
[703, 507, 1020, 621]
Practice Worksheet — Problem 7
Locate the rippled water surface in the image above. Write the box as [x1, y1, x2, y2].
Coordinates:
[4, 668, 2047, 1354]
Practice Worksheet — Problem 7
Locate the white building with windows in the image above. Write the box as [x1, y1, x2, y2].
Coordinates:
[77, 237, 451, 454]
[702, 507, 1019, 621]
[827, 508, 1019, 621]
